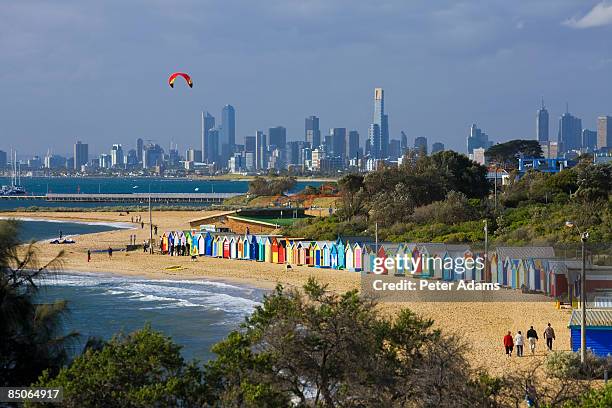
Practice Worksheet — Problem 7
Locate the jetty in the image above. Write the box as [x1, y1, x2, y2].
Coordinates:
[0, 193, 240, 204]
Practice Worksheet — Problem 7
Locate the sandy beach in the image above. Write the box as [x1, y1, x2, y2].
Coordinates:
[3, 210, 572, 375]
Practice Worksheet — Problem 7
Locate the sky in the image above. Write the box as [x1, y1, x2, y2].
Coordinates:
[1, 0, 612, 157]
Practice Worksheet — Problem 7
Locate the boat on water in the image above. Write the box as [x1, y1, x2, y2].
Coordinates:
[1, 149, 27, 196]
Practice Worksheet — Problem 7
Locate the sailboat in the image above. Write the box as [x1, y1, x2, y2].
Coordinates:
[1, 149, 27, 196]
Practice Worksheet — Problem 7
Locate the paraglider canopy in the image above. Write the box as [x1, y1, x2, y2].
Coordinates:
[168, 72, 193, 88]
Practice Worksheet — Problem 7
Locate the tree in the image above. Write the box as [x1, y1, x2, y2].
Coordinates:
[206, 278, 492, 407]
[337, 173, 365, 221]
[0, 219, 76, 387]
[574, 163, 612, 202]
[33, 326, 210, 408]
[485, 139, 543, 168]
[248, 176, 297, 196]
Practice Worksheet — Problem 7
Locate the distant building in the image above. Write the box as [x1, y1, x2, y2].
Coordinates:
[99, 154, 111, 169]
[28, 156, 42, 169]
[269, 126, 287, 150]
[244, 136, 256, 154]
[400, 131, 408, 152]
[220, 105, 236, 162]
[329, 128, 346, 159]
[126, 149, 138, 167]
[202, 111, 215, 162]
[0, 150, 6, 168]
[311, 148, 324, 171]
[536, 99, 549, 142]
[45, 154, 66, 169]
[431, 142, 445, 154]
[143, 144, 164, 169]
[582, 129, 597, 151]
[541, 141, 560, 159]
[111, 144, 124, 168]
[598, 116, 612, 151]
[255, 130, 267, 170]
[369, 88, 389, 159]
[558, 108, 582, 152]
[347, 130, 360, 160]
[305, 115, 321, 148]
[136, 138, 144, 163]
[74, 141, 88, 170]
[388, 139, 401, 159]
[467, 124, 492, 154]
[207, 129, 220, 163]
[471, 147, 486, 165]
[414, 136, 428, 156]
[186, 148, 202, 163]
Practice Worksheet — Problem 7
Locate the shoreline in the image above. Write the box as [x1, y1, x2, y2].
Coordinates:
[3, 209, 573, 376]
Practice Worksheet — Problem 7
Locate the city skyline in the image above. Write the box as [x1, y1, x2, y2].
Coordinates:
[2, 1, 612, 156]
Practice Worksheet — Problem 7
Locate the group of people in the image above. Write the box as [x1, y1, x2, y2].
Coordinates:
[166, 241, 191, 257]
[503, 323, 556, 357]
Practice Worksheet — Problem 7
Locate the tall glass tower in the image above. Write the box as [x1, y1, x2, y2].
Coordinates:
[537, 98, 549, 142]
[370, 88, 389, 159]
[221, 105, 236, 162]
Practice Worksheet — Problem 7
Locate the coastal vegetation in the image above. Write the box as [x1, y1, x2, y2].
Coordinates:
[283, 152, 612, 246]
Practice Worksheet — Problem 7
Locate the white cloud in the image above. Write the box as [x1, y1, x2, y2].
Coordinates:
[564, 1, 612, 28]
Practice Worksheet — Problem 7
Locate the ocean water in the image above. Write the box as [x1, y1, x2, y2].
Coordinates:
[6, 218, 132, 242]
[36, 273, 263, 361]
[11, 219, 262, 361]
[0, 177, 323, 210]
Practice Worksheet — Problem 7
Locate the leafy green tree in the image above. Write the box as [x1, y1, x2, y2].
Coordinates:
[248, 176, 297, 196]
[0, 219, 76, 387]
[337, 173, 365, 221]
[574, 163, 612, 202]
[206, 278, 491, 407]
[33, 326, 210, 408]
[485, 139, 543, 168]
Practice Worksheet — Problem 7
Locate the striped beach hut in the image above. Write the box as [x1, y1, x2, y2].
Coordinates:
[161, 232, 169, 253]
[321, 242, 331, 268]
[222, 237, 230, 259]
[297, 242, 306, 265]
[286, 241, 294, 264]
[229, 237, 237, 259]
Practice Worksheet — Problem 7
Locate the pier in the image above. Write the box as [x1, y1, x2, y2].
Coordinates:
[0, 193, 241, 204]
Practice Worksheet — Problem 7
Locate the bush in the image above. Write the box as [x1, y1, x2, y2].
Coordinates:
[545, 351, 612, 380]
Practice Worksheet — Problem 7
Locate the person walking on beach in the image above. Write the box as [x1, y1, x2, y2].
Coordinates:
[503, 331, 514, 357]
[108, 246, 113, 259]
[87, 249, 91, 263]
[515, 331, 524, 357]
[544, 323, 555, 351]
[59, 230, 63, 239]
[154, 225, 158, 235]
[141, 221, 144, 229]
[527, 326, 538, 355]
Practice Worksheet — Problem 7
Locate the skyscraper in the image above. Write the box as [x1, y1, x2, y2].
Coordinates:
[207, 129, 219, 163]
[202, 112, 215, 163]
[536, 99, 549, 142]
[400, 131, 408, 152]
[414, 137, 428, 155]
[329, 128, 346, 158]
[582, 129, 597, 151]
[221, 105, 235, 161]
[305, 116, 321, 148]
[597, 116, 612, 150]
[369, 88, 389, 159]
[0, 150, 7, 169]
[244, 136, 256, 153]
[347, 130, 360, 160]
[466, 124, 492, 154]
[255, 130, 267, 170]
[431, 142, 445, 154]
[111, 144, 124, 168]
[558, 107, 582, 152]
[136, 138, 144, 163]
[74, 141, 88, 170]
[268, 126, 287, 149]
